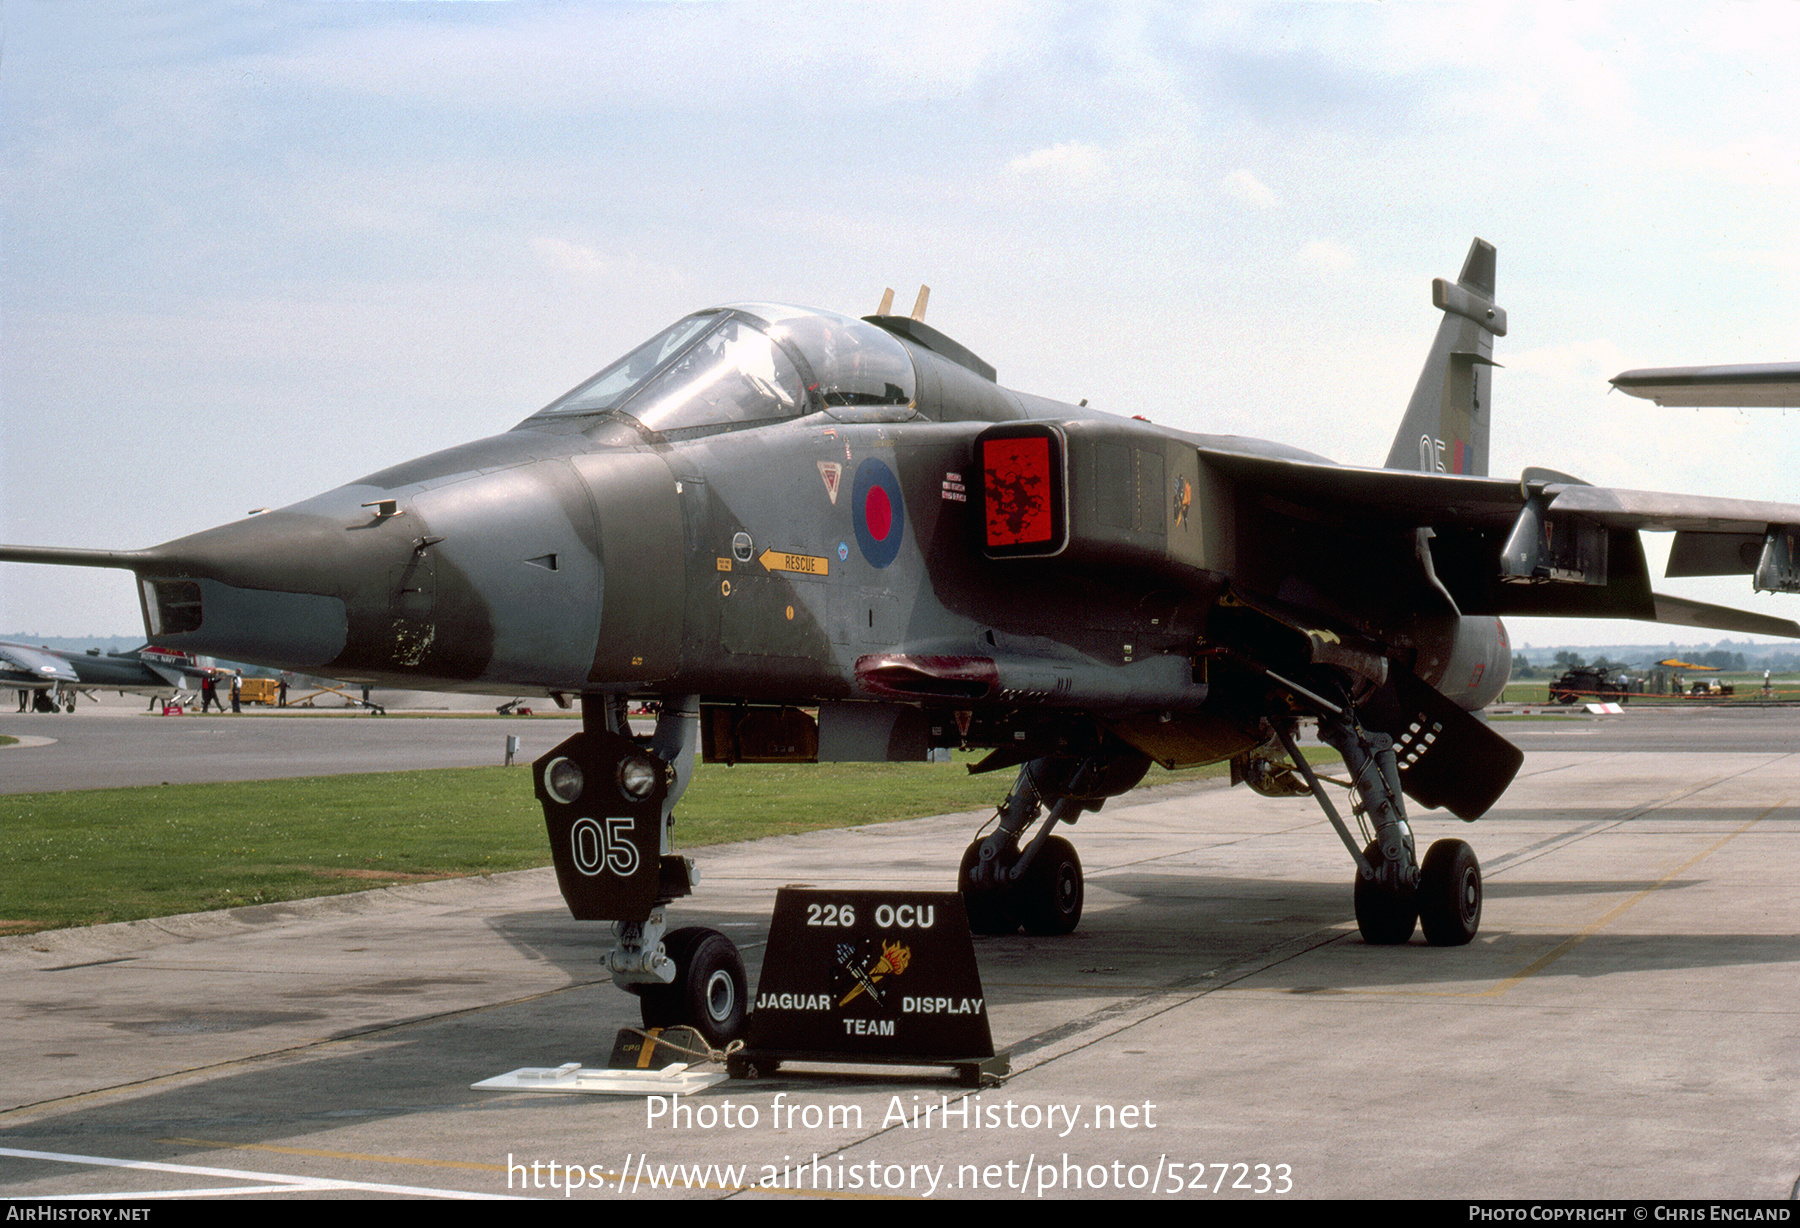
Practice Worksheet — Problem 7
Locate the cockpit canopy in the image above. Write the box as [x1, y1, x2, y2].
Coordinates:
[518, 304, 917, 440]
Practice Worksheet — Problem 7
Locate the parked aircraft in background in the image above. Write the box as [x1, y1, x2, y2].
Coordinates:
[2, 641, 208, 711]
[1612, 362, 1800, 408]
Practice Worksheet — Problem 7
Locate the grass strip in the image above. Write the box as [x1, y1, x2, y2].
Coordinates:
[0, 756, 1230, 934]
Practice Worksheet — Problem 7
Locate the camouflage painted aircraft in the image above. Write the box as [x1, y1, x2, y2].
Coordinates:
[7, 238, 1800, 1044]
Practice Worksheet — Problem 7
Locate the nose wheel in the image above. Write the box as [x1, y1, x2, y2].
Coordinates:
[633, 926, 749, 1048]
[959, 842, 1019, 935]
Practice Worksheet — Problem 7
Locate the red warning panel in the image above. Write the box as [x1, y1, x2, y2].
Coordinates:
[979, 425, 1066, 557]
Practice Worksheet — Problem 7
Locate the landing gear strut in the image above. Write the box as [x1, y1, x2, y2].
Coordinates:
[534, 694, 751, 1045]
[959, 748, 1145, 936]
[1317, 709, 1419, 945]
[1273, 704, 1483, 947]
[961, 758, 1091, 936]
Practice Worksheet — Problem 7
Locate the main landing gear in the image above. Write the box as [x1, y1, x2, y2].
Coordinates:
[534, 694, 750, 1048]
[959, 749, 1147, 937]
[1416, 836, 1482, 946]
[960, 833, 1085, 936]
[1275, 707, 1482, 947]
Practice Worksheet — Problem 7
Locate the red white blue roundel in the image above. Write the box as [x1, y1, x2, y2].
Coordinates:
[852, 457, 905, 569]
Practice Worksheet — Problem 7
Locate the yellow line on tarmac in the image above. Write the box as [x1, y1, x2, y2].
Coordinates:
[164, 1136, 501, 1171]
[1473, 801, 1785, 998]
[1226, 801, 1785, 1001]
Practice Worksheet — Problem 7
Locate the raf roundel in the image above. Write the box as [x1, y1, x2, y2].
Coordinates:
[851, 458, 905, 569]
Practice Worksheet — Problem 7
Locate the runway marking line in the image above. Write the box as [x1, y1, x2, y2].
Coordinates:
[0, 980, 607, 1122]
[0, 1144, 518, 1199]
[163, 1137, 906, 1200]
[1482, 769, 1753, 873]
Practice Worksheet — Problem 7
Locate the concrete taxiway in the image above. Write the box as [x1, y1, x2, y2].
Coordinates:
[0, 697, 572, 794]
[2, 711, 1797, 1199]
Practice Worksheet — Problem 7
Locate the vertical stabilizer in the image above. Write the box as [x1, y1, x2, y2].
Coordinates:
[1383, 238, 1506, 477]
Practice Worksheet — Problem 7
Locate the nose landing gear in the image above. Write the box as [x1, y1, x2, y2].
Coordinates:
[536, 695, 751, 1046]
[959, 832, 1085, 937]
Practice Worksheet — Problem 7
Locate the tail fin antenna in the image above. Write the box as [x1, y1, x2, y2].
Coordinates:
[1383, 237, 1507, 476]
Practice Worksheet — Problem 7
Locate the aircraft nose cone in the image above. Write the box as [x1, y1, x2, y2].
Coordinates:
[139, 449, 616, 687]
[138, 504, 373, 670]
[136, 439, 688, 689]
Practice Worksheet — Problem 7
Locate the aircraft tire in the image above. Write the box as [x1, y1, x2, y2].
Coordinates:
[1353, 841, 1418, 944]
[1417, 838, 1481, 946]
[1014, 835, 1083, 936]
[959, 842, 1018, 935]
[637, 926, 748, 1047]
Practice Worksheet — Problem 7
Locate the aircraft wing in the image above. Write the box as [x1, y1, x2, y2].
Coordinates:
[1536, 483, 1800, 533]
[1199, 445, 1800, 534]
[1198, 445, 1800, 636]
[1649, 593, 1800, 638]
[1200, 448, 1527, 525]
[139, 662, 197, 691]
[0, 642, 81, 688]
[1611, 363, 1800, 407]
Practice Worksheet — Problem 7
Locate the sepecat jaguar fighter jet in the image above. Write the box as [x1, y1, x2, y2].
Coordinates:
[8, 239, 1800, 1044]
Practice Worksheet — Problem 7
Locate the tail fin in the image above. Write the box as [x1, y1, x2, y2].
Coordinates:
[1383, 237, 1506, 477]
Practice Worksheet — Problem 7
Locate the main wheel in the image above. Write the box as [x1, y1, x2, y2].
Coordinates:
[959, 841, 1019, 935]
[1353, 840, 1418, 944]
[1417, 838, 1481, 946]
[637, 926, 748, 1048]
[1014, 835, 1084, 936]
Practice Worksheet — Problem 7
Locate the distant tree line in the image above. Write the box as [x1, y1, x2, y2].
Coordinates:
[1517, 649, 1752, 678]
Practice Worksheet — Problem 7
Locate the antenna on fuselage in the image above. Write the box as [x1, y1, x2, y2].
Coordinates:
[875, 286, 930, 320]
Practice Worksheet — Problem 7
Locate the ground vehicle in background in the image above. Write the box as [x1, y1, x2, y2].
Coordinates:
[1549, 666, 1632, 704]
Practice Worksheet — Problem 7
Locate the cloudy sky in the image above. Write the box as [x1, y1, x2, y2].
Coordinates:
[6, 1, 1800, 651]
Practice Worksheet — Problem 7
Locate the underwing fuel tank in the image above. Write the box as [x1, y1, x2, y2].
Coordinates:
[1413, 615, 1512, 711]
[134, 441, 686, 691]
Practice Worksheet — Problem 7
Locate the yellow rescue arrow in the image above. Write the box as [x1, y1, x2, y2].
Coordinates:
[757, 548, 830, 577]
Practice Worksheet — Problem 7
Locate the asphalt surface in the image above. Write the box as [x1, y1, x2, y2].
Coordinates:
[2, 707, 1797, 1200]
[0, 690, 573, 793]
